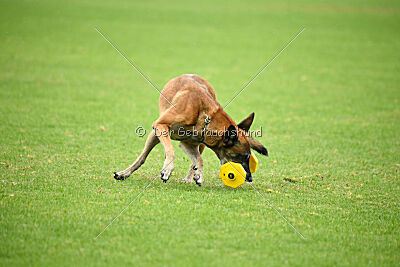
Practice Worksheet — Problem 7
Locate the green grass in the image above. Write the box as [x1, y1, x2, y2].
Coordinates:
[1, 0, 399, 265]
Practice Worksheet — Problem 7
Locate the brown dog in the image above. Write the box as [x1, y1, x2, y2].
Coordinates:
[114, 74, 268, 186]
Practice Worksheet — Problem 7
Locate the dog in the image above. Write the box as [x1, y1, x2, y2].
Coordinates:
[114, 74, 268, 186]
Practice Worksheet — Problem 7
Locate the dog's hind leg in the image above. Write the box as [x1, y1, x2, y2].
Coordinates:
[114, 130, 159, 180]
[179, 142, 204, 186]
[152, 122, 175, 183]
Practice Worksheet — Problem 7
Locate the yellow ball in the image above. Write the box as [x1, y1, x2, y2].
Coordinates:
[219, 162, 246, 188]
[249, 152, 259, 173]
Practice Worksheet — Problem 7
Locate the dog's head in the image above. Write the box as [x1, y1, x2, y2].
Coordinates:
[214, 112, 268, 182]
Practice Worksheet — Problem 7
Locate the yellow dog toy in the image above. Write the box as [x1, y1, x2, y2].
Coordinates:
[219, 152, 259, 188]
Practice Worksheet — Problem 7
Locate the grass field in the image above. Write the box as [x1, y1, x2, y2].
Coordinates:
[1, 0, 400, 266]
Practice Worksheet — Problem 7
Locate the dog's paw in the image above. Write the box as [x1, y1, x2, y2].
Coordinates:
[193, 172, 203, 186]
[114, 172, 128, 180]
[160, 168, 173, 183]
[160, 162, 174, 183]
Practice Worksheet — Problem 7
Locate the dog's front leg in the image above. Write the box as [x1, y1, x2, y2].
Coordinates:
[179, 142, 204, 186]
[153, 123, 174, 182]
[193, 155, 204, 186]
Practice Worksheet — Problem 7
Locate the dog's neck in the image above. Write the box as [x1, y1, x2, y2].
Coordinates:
[200, 106, 236, 148]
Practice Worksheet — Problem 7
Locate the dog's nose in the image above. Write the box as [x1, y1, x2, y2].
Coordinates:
[245, 172, 252, 182]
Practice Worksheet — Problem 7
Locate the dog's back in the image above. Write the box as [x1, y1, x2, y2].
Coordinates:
[159, 74, 217, 114]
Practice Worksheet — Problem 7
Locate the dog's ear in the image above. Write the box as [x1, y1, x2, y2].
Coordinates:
[237, 112, 255, 132]
[223, 125, 238, 147]
[248, 136, 268, 156]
